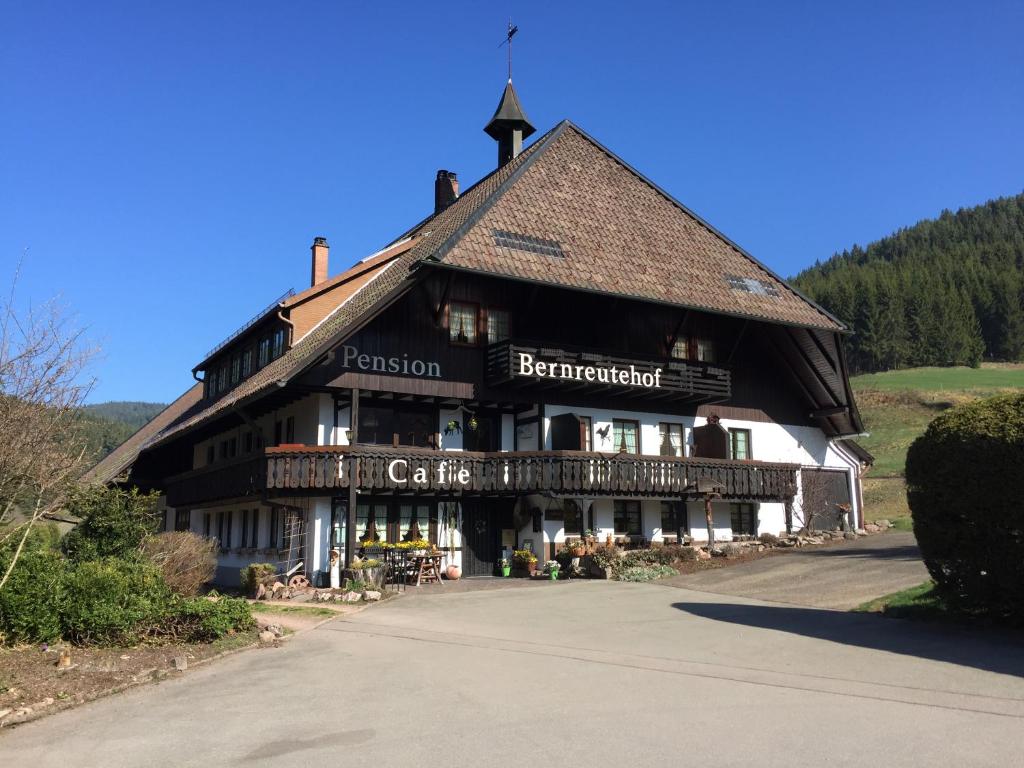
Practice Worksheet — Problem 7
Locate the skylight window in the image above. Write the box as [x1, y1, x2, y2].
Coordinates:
[725, 275, 780, 298]
[493, 229, 564, 258]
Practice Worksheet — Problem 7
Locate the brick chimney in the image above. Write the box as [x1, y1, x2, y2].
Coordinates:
[310, 237, 329, 287]
[434, 170, 459, 214]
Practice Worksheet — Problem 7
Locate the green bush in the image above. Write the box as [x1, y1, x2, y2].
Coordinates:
[63, 486, 161, 562]
[163, 596, 255, 643]
[60, 558, 171, 645]
[906, 392, 1024, 623]
[0, 529, 67, 644]
[240, 563, 278, 596]
[616, 564, 677, 582]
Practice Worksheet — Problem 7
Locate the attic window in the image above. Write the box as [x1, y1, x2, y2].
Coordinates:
[726, 275, 780, 298]
[493, 229, 564, 258]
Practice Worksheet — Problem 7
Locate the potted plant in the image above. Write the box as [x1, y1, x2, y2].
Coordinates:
[512, 549, 537, 576]
[499, 557, 511, 577]
[544, 560, 560, 581]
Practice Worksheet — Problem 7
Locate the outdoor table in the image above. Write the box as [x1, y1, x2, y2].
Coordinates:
[408, 552, 444, 587]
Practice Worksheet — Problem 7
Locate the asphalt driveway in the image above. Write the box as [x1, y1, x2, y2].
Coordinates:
[660, 530, 929, 609]
[2, 573, 1022, 767]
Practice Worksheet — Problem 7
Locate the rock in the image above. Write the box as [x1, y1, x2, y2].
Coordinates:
[695, 548, 712, 561]
[0, 708, 11, 720]
[875, 519, 892, 530]
[777, 539, 796, 548]
[363, 590, 382, 602]
[255, 583, 267, 600]
[341, 591, 362, 603]
[844, 531, 858, 540]
[855, 528, 868, 537]
[864, 523, 881, 534]
[56, 649, 72, 668]
[172, 655, 187, 671]
[258, 630, 277, 645]
[271, 581, 286, 594]
[266, 624, 284, 638]
[40, 697, 54, 707]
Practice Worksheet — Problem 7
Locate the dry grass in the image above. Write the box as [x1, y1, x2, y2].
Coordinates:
[141, 532, 217, 597]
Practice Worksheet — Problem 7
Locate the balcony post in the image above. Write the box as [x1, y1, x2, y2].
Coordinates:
[344, 388, 360, 567]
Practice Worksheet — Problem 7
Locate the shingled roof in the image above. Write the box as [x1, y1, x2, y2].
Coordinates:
[117, 119, 853, 458]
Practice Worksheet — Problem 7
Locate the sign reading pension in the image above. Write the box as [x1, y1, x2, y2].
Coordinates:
[516, 352, 663, 390]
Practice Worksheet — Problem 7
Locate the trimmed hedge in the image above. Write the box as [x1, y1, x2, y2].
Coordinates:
[0, 531, 67, 644]
[61, 559, 171, 646]
[905, 392, 1024, 623]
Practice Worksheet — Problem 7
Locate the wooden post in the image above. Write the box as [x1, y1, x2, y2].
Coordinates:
[704, 493, 715, 549]
[344, 388, 360, 569]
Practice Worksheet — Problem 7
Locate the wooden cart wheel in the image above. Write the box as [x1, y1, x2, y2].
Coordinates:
[288, 575, 310, 589]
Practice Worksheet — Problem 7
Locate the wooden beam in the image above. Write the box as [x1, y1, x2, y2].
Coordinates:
[344, 388, 360, 567]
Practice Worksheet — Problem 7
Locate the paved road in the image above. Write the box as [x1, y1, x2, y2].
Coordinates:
[661, 530, 930, 610]
[3, 579, 1022, 767]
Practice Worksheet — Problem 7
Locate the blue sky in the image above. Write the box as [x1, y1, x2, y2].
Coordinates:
[3, 1, 1022, 404]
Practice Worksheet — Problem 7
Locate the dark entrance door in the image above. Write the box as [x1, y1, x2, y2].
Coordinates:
[461, 499, 515, 577]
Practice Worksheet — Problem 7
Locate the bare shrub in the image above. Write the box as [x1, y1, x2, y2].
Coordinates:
[141, 531, 216, 596]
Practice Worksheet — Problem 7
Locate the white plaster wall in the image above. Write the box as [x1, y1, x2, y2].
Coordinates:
[193, 394, 323, 468]
[438, 407, 464, 451]
[501, 414, 515, 452]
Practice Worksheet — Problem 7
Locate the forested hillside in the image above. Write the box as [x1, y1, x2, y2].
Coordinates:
[79, 401, 166, 464]
[792, 193, 1024, 373]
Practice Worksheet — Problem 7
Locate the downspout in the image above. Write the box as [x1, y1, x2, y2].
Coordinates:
[277, 308, 295, 348]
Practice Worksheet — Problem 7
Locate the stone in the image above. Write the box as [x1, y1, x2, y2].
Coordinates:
[172, 655, 187, 671]
[695, 548, 712, 561]
[266, 624, 284, 638]
[0, 708, 11, 720]
[844, 531, 858, 540]
[271, 581, 286, 594]
[341, 591, 362, 603]
[40, 697, 54, 707]
[875, 519, 892, 530]
[363, 590, 382, 602]
[255, 583, 267, 600]
[864, 523, 881, 534]
[855, 528, 868, 537]
[258, 630, 276, 645]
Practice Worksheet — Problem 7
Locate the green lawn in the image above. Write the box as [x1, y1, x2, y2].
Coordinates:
[854, 581, 951, 620]
[850, 363, 1023, 526]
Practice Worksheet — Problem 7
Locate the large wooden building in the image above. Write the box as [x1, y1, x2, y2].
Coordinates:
[89, 81, 871, 585]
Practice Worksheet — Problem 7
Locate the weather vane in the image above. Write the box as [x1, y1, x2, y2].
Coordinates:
[498, 20, 519, 82]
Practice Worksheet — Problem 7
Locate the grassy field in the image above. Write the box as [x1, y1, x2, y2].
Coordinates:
[851, 363, 1023, 524]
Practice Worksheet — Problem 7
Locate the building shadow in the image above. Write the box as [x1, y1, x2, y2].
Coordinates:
[796, 544, 923, 561]
[672, 601, 1024, 678]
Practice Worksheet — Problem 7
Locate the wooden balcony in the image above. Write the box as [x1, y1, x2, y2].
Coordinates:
[263, 445, 796, 501]
[485, 340, 731, 403]
[164, 455, 265, 508]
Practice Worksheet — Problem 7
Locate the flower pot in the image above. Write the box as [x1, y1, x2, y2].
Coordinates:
[501, 566, 511, 577]
[445, 564, 462, 581]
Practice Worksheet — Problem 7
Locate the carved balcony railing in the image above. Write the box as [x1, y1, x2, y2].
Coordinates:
[164, 456, 265, 508]
[263, 445, 797, 501]
[485, 340, 731, 402]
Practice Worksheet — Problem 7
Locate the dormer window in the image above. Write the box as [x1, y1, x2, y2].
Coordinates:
[241, 349, 253, 378]
[230, 355, 241, 384]
[271, 328, 286, 359]
[217, 366, 227, 394]
[258, 338, 270, 368]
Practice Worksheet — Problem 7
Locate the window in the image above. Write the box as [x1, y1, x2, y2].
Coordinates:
[695, 338, 717, 363]
[230, 355, 241, 384]
[670, 338, 688, 359]
[579, 416, 593, 452]
[730, 428, 751, 460]
[660, 501, 686, 538]
[204, 513, 211, 538]
[244, 431, 253, 454]
[269, 508, 279, 549]
[258, 338, 270, 368]
[217, 366, 227, 394]
[463, 413, 500, 452]
[219, 440, 228, 460]
[730, 503, 757, 536]
[174, 509, 190, 532]
[225, 510, 233, 549]
[273, 420, 283, 446]
[251, 509, 260, 548]
[206, 445, 215, 465]
[216, 512, 225, 547]
[614, 500, 642, 536]
[271, 328, 286, 359]
[449, 302, 477, 344]
[359, 405, 435, 448]
[398, 502, 431, 543]
[485, 309, 509, 345]
[658, 422, 684, 457]
[227, 437, 237, 459]
[563, 500, 583, 536]
[285, 416, 295, 444]
[241, 349, 253, 378]
[612, 419, 640, 455]
[240, 509, 249, 549]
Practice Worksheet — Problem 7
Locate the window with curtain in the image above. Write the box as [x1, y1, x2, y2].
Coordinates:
[449, 302, 477, 344]
[399, 502, 431, 542]
[485, 309, 509, 344]
[612, 419, 640, 454]
[356, 502, 388, 543]
[174, 509, 190, 532]
[729, 428, 751, 460]
[670, 338, 689, 359]
[658, 422, 684, 457]
[614, 500, 642, 536]
[563, 500, 583, 536]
